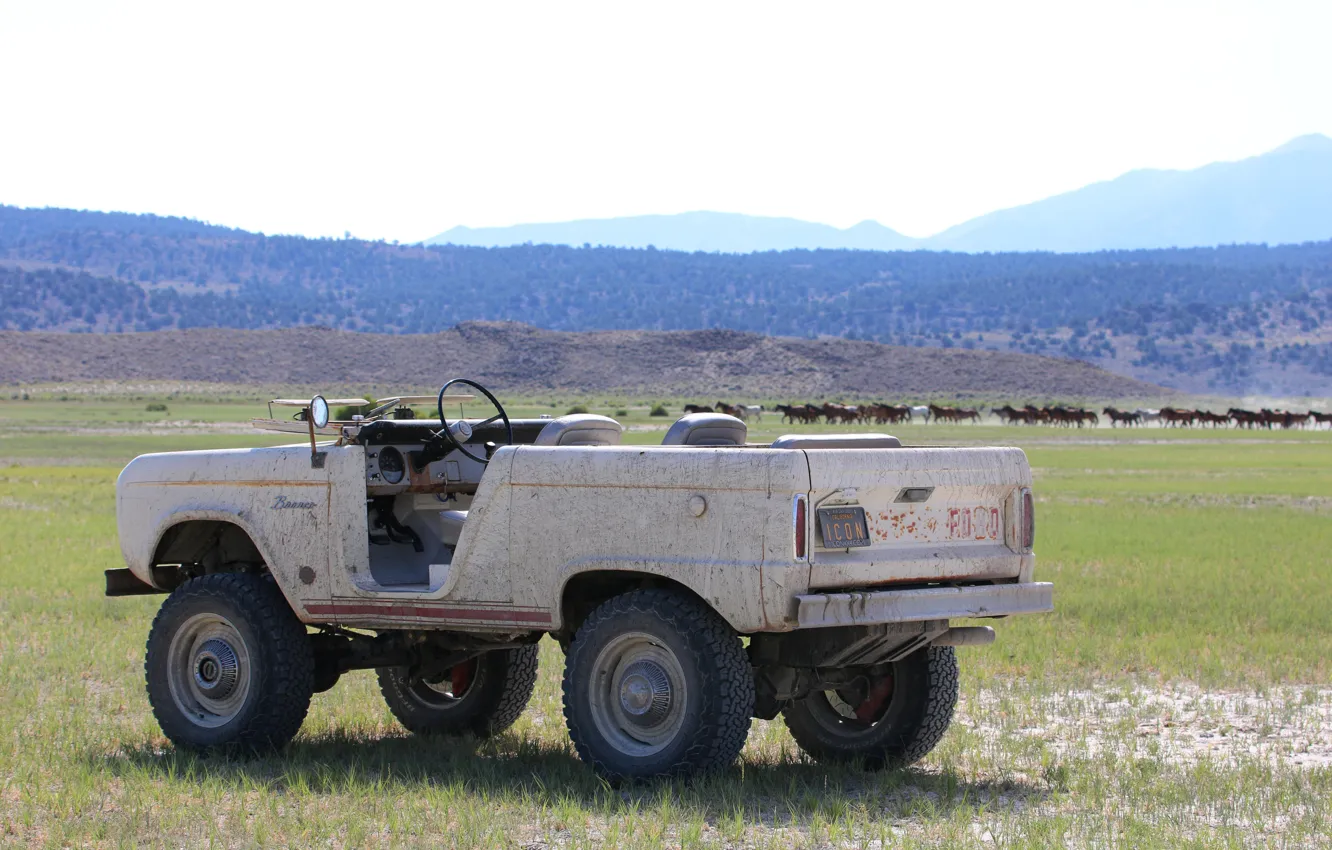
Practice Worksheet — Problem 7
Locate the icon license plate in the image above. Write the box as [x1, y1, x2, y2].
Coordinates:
[817, 506, 871, 548]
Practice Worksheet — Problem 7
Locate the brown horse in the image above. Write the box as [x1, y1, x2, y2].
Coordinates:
[928, 404, 961, 423]
[1103, 407, 1141, 427]
[821, 403, 859, 424]
[775, 404, 818, 424]
[1159, 407, 1197, 427]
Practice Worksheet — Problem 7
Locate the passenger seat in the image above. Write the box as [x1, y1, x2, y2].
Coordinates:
[533, 414, 623, 446]
[662, 413, 747, 446]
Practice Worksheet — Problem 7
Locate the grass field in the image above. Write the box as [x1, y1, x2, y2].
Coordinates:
[1, 395, 1330, 847]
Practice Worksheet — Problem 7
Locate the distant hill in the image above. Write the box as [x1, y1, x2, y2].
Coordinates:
[0, 323, 1171, 401]
[425, 135, 1332, 254]
[931, 134, 1332, 252]
[2, 204, 1330, 394]
[428, 211, 917, 253]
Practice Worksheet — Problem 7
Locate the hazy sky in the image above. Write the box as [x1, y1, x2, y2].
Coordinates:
[2, 1, 1329, 242]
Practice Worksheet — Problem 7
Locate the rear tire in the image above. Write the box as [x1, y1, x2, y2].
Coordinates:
[782, 645, 958, 769]
[562, 589, 753, 781]
[144, 573, 315, 752]
[377, 645, 538, 738]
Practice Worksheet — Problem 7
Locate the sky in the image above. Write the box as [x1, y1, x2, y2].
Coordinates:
[2, 1, 1330, 242]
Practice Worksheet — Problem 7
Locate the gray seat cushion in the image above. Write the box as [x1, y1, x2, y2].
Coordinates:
[662, 413, 747, 446]
[533, 414, 623, 446]
[770, 433, 902, 449]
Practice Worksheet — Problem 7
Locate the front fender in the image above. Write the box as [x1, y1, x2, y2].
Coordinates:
[115, 445, 347, 622]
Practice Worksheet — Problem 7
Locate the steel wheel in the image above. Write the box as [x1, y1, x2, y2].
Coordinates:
[587, 631, 689, 758]
[377, 647, 538, 738]
[803, 674, 898, 739]
[165, 612, 254, 729]
[406, 660, 480, 710]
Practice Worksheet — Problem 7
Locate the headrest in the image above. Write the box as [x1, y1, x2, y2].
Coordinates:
[770, 433, 902, 449]
[533, 414, 623, 446]
[662, 413, 747, 446]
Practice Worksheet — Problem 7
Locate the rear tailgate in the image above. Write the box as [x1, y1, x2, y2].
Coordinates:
[803, 447, 1032, 590]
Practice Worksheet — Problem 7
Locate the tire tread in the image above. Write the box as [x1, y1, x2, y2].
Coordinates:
[782, 645, 958, 769]
[377, 645, 539, 738]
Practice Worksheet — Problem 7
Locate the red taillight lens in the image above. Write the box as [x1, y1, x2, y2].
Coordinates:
[1022, 488, 1036, 550]
[793, 494, 807, 560]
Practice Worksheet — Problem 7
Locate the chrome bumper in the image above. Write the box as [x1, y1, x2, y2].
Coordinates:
[795, 582, 1054, 629]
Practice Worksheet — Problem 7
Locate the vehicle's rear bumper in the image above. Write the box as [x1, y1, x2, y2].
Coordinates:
[794, 582, 1054, 629]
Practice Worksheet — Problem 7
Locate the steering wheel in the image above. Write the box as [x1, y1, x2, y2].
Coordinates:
[436, 378, 513, 465]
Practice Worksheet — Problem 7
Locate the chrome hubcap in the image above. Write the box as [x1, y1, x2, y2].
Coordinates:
[618, 660, 672, 727]
[193, 638, 240, 698]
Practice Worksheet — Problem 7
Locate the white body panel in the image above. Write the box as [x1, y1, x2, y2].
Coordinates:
[116, 437, 1045, 635]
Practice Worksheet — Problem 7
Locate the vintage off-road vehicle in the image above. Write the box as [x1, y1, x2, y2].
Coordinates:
[109, 380, 1051, 780]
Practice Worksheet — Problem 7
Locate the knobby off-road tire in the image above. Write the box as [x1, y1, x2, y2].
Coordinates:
[144, 573, 315, 752]
[562, 589, 754, 781]
[377, 645, 539, 738]
[782, 645, 958, 769]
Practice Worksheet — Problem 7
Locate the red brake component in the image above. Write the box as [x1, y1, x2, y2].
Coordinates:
[854, 674, 894, 722]
[450, 660, 475, 697]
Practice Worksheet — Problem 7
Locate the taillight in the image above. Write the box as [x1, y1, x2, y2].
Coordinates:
[1022, 488, 1036, 550]
[793, 494, 808, 560]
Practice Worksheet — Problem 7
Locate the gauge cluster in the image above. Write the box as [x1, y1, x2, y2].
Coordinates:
[365, 443, 479, 495]
[376, 446, 405, 484]
[366, 445, 416, 493]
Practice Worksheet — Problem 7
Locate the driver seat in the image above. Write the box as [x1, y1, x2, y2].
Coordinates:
[440, 415, 621, 542]
[533, 414, 623, 447]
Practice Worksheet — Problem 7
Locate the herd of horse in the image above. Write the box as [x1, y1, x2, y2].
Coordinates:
[1100, 406, 1332, 429]
[683, 402, 1332, 429]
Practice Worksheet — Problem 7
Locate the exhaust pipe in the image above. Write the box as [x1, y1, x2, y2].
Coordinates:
[934, 626, 995, 647]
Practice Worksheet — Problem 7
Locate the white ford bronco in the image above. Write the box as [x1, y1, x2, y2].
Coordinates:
[110, 380, 1052, 780]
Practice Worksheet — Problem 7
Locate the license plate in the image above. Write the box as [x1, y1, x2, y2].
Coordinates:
[817, 506, 871, 548]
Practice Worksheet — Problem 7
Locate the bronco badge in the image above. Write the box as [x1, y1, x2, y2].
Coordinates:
[272, 495, 318, 510]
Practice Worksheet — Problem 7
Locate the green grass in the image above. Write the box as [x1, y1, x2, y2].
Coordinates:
[1, 399, 1330, 846]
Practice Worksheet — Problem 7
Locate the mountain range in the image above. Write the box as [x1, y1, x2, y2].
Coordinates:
[2, 200, 1330, 395]
[427, 134, 1332, 254]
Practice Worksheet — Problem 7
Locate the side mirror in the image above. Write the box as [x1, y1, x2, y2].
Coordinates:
[307, 395, 330, 468]
[310, 395, 330, 429]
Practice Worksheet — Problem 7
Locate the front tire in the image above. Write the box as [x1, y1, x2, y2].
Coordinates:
[144, 573, 315, 752]
[562, 589, 753, 781]
[377, 645, 539, 738]
[782, 645, 958, 769]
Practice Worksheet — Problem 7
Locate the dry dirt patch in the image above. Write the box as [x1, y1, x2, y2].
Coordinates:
[969, 682, 1332, 771]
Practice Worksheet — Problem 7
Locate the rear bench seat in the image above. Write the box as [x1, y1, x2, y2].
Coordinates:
[770, 434, 902, 449]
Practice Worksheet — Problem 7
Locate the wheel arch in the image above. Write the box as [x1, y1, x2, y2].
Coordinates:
[554, 569, 725, 644]
[139, 511, 307, 616]
[152, 517, 265, 572]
